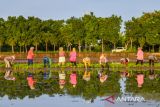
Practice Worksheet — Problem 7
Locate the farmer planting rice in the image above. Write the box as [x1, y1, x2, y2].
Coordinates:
[99, 54, 109, 70]
[83, 57, 91, 70]
[43, 56, 52, 68]
[4, 55, 16, 80]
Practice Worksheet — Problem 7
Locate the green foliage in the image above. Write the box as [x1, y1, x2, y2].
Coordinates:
[125, 10, 160, 52]
[0, 12, 122, 52]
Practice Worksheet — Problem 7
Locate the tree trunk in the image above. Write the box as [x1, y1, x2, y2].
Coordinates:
[89, 45, 91, 52]
[25, 45, 27, 53]
[70, 44, 72, 51]
[152, 45, 154, 52]
[102, 39, 104, 53]
[54, 44, 56, 52]
[12, 45, 14, 53]
[78, 40, 81, 52]
[67, 43, 69, 52]
[130, 38, 133, 50]
[36, 44, 38, 52]
[85, 43, 87, 51]
[22, 46, 24, 53]
[20, 46, 21, 53]
[0, 45, 1, 52]
[45, 42, 48, 52]
[114, 43, 116, 49]
[125, 41, 129, 50]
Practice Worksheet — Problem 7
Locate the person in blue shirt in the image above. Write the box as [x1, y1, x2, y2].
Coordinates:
[43, 56, 52, 68]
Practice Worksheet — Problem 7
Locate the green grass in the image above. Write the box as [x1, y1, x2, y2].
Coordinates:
[0, 62, 159, 71]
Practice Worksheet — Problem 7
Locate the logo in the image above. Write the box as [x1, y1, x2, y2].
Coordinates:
[104, 95, 115, 104]
[103, 95, 145, 104]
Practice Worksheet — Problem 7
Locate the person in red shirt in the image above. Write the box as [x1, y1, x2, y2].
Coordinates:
[27, 47, 34, 66]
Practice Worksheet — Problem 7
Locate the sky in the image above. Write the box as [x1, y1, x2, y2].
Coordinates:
[0, 0, 160, 21]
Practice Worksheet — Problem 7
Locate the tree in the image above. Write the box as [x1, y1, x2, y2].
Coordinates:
[0, 18, 5, 52]
[82, 12, 98, 51]
[5, 16, 18, 53]
[27, 16, 42, 52]
[66, 17, 85, 52]
[60, 24, 73, 51]
[49, 20, 64, 52]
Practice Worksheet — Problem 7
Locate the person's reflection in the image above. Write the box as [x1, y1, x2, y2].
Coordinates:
[136, 72, 144, 88]
[27, 73, 36, 90]
[120, 69, 129, 78]
[98, 70, 108, 83]
[59, 70, 66, 89]
[70, 71, 77, 88]
[83, 70, 90, 81]
[149, 68, 156, 80]
[4, 68, 15, 80]
[43, 68, 51, 80]
[119, 68, 129, 94]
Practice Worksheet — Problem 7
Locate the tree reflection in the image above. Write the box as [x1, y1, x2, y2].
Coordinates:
[126, 68, 160, 101]
[0, 69, 121, 101]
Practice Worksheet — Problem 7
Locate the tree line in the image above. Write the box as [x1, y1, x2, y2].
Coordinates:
[0, 11, 159, 53]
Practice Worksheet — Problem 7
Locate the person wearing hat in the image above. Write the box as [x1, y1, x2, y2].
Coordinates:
[136, 47, 144, 65]
[58, 47, 66, 66]
[27, 47, 34, 66]
[69, 48, 77, 67]
[99, 54, 109, 70]
[83, 57, 91, 70]
[4, 55, 16, 80]
[4, 55, 15, 68]
[43, 56, 52, 68]
[148, 53, 157, 67]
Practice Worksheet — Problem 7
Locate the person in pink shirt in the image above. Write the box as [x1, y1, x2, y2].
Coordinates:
[136, 73, 144, 88]
[70, 71, 77, 88]
[27, 74, 36, 90]
[99, 54, 109, 70]
[70, 48, 77, 67]
[27, 47, 34, 66]
[136, 47, 144, 65]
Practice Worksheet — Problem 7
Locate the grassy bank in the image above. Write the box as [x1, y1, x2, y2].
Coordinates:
[0, 62, 159, 71]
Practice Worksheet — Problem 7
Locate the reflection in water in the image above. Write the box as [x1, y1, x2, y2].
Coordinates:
[69, 71, 77, 88]
[4, 68, 15, 80]
[136, 72, 144, 88]
[83, 70, 91, 81]
[119, 68, 129, 94]
[98, 70, 108, 83]
[59, 70, 66, 89]
[1, 68, 160, 106]
[27, 73, 36, 90]
[149, 68, 156, 80]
